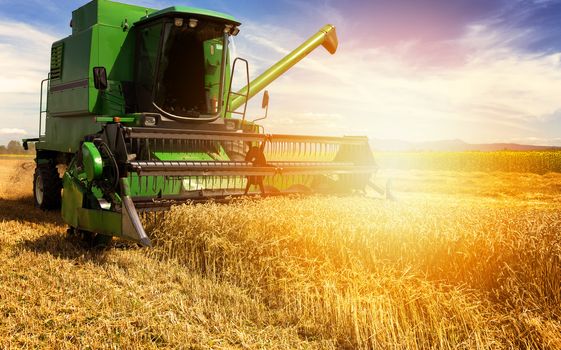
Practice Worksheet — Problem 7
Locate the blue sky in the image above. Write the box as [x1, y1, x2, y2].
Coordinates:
[1, 0, 561, 146]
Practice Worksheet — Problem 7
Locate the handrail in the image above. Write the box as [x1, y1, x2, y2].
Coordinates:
[224, 57, 250, 122]
[39, 74, 51, 138]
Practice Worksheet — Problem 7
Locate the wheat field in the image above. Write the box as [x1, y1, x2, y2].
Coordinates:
[377, 151, 561, 174]
[0, 157, 560, 349]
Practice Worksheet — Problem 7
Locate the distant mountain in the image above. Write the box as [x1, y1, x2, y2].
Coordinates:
[370, 139, 561, 152]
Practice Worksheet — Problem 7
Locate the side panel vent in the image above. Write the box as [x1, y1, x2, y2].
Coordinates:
[50, 43, 64, 80]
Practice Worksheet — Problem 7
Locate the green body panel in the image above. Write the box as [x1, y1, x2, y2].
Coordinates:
[72, 0, 152, 34]
[61, 172, 83, 228]
[153, 143, 229, 161]
[40, 0, 157, 153]
[47, 30, 91, 117]
[203, 39, 225, 113]
[62, 171, 120, 236]
[89, 25, 126, 115]
[40, 117, 102, 153]
[62, 166, 133, 239]
[77, 208, 122, 236]
[82, 142, 103, 181]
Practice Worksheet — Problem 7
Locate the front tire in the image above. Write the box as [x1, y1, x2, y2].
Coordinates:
[33, 163, 62, 210]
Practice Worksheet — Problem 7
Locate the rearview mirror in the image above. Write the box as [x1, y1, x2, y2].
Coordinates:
[253, 90, 270, 123]
[93, 67, 108, 90]
[261, 90, 269, 109]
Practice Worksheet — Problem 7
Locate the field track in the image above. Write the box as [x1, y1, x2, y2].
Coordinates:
[0, 158, 560, 349]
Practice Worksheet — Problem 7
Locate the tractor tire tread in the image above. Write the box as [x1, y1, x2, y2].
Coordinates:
[34, 163, 62, 210]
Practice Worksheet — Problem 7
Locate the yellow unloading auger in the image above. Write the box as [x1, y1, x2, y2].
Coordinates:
[27, 0, 379, 247]
[228, 24, 339, 112]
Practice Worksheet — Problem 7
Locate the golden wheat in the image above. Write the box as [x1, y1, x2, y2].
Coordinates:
[378, 151, 561, 174]
[0, 158, 560, 349]
[146, 195, 561, 349]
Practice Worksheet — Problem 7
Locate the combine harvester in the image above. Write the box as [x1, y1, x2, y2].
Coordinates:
[24, 0, 378, 246]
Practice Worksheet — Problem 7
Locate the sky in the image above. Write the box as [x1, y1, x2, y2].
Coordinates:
[1, 0, 561, 146]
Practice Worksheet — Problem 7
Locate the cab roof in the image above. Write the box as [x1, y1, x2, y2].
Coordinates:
[135, 6, 241, 26]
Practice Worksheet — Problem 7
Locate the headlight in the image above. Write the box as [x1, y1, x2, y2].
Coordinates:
[143, 115, 157, 126]
[174, 18, 184, 27]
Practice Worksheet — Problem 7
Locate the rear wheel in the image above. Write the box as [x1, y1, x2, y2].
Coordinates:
[33, 163, 62, 210]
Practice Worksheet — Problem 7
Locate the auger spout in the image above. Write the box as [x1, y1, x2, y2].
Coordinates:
[228, 24, 338, 112]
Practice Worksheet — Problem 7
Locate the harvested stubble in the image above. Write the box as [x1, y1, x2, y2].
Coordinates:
[0, 161, 330, 349]
[145, 195, 561, 349]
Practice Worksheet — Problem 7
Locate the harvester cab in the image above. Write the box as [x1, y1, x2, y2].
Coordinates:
[26, 0, 378, 247]
[137, 13, 232, 122]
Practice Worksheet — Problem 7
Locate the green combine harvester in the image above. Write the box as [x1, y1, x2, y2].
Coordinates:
[24, 0, 378, 246]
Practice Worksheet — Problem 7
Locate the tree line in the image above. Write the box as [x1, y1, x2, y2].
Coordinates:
[0, 140, 35, 154]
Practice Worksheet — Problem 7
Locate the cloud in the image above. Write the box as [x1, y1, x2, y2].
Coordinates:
[0, 19, 56, 144]
[0, 20, 56, 93]
[235, 18, 561, 144]
[1, 4, 560, 147]
[0, 128, 27, 135]
[491, 0, 561, 54]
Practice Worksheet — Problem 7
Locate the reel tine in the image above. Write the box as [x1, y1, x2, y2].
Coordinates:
[124, 129, 376, 206]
